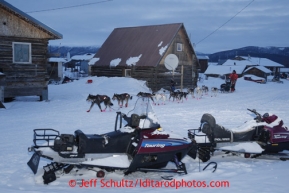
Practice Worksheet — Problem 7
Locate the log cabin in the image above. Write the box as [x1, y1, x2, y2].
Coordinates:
[90, 23, 200, 92]
[0, 0, 62, 101]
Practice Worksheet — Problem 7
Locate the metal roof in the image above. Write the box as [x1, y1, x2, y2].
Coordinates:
[0, 0, 62, 39]
[93, 23, 185, 67]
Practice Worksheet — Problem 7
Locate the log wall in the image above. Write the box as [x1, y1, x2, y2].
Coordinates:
[0, 36, 49, 100]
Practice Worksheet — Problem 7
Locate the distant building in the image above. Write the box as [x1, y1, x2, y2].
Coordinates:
[240, 56, 284, 75]
[204, 56, 284, 79]
[243, 66, 272, 79]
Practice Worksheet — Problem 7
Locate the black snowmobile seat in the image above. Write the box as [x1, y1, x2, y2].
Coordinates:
[200, 114, 257, 143]
[74, 129, 134, 154]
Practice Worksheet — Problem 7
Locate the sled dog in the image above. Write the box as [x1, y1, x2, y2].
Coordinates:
[137, 92, 154, 102]
[112, 93, 132, 107]
[86, 94, 113, 112]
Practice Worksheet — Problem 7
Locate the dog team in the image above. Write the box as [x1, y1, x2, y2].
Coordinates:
[86, 85, 223, 112]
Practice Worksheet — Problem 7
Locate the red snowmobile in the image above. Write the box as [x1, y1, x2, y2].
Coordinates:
[188, 109, 289, 162]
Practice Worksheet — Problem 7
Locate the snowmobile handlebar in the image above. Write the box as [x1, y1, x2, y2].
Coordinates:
[247, 108, 263, 122]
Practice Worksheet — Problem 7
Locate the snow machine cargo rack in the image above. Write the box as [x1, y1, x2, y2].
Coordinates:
[31, 129, 60, 148]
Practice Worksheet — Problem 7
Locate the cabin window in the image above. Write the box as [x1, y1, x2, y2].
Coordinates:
[177, 43, 183, 51]
[12, 42, 32, 63]
[125, 69, 131, 77]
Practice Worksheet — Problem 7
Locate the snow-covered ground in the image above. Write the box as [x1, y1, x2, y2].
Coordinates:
[0, 76, 288, 193]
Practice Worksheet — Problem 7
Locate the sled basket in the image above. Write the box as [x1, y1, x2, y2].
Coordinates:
[188, 129, 211, 144]
[33, 129, 60, 148]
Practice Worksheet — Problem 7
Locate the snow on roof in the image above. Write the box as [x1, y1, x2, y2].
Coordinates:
[222, 59, 254, 66]
[110, 58, 121, 67]
[48, 58, 67, 63]
[241, 56, 284, 67]
[126, 54, 142, 66]
[88, 58, 99, 65]
[71, 53, 95, 61]
[204, 65, 246, 75]
[159, 44, 168, 56]
[244, 66, 272, 73]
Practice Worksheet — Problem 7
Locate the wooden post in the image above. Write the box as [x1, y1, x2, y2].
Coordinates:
[181, 65, 184, 91]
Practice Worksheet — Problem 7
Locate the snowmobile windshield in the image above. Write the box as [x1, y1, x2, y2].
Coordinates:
[126, 97, 160, 129]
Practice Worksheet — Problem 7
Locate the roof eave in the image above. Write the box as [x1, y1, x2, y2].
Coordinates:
[0, 0, 63, 40]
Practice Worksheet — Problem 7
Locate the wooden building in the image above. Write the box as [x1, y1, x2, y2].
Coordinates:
[243, 66, 272, 79]
[90, 23, 199, 92]
[0, 0, 62, 101]
[197, 54, 209, 73]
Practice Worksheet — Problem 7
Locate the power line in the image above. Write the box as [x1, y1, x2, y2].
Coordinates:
[26, 0, 113, 13]
[195, 0, 255, 46]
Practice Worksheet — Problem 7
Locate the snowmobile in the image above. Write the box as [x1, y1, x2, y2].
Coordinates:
[188, 109, 289, 162]
[27, 97, 198, 184]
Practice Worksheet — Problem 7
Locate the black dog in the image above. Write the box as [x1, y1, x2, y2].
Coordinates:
[169, 91, 179, 101]
[178, 91, 189, 101]
[169, 90, 188, 102]
[112, 93, 132, 108]
[86, 94, 113, 112]
[137, 92, 154, 102]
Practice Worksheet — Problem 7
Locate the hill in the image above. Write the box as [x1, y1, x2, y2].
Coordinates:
[208, 46, 289, 67]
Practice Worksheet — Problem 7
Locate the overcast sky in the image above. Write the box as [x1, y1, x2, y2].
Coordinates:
[4, 0, 289, 53]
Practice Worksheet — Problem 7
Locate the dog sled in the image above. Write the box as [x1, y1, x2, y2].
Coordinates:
[220, 79, 231, 92]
